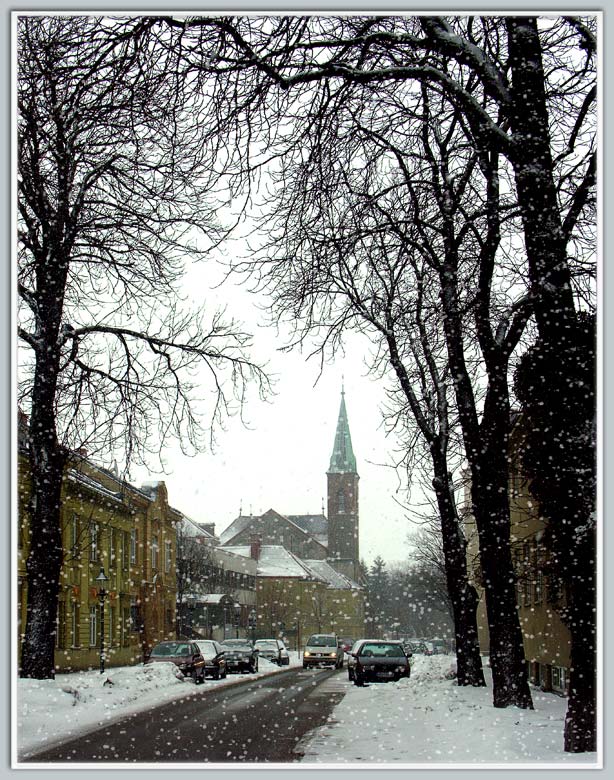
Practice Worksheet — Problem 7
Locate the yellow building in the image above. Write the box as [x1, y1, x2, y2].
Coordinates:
[222, 540, 365, 649]
[463, 418, 571, 695]
[18, 440, 181, 672]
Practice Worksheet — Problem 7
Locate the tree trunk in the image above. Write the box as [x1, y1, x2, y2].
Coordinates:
[20, 240, 69, 678]
[471, 378, 533, 709]
[507, 17, 596, 747]
[431, 447, 485, 687]
[20, 357, 66, 678]
[564, 530, 597, 751]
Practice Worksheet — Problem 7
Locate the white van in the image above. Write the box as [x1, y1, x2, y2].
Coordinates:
[302, 633, 343, 669]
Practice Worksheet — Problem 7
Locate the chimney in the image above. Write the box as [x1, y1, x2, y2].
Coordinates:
[249, 534, 262, 561]
[198, 522, 216, 537]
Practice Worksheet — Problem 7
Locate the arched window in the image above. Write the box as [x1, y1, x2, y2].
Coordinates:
[337, 489, 346, 513]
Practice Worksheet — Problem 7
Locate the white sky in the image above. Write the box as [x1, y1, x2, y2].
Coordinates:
[132, 244, 420, 566]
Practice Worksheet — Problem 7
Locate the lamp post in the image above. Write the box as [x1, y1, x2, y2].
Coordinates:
[249, 608, 257, 644]
[95, 567, 109, 675]
[234, 603, 241, 639]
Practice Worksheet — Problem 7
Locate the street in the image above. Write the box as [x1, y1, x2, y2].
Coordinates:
[22, 666, 347, 763]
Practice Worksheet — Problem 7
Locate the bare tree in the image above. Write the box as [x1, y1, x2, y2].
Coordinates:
[17, 17, 268, 679]
[158, 14, 596, 744]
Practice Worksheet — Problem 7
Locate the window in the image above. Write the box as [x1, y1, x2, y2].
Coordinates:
[534, 569, 544, 604]
[121, 607, 131, 646]
[109, 606, 116, 645]
[55, 602, 66, 649]
[337, 489, 346, 513]
[89, 606, 97, 646]
[152, 535, 159, 571]
[122, 531, 129, 570]
[109, 527, 116, 568]
[165, 539, 172, 573]
[71, 603, 80, 647]
[70, 513, 79, 552]
[130, 602, 141, 633]
[552, 666, 567, 693]
[89, 523, 99, 561]
[130, 528, 137, 564]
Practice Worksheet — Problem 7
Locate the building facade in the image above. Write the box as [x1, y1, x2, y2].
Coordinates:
[18, 438, 180, 671]
[464, 417, 571, 695]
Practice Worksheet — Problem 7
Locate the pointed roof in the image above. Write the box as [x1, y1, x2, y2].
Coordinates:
[328, 386, 357, 474]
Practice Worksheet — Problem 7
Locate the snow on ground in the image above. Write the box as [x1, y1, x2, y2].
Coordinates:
[297, 655, 599, 766]
[17, 651, 302, 759]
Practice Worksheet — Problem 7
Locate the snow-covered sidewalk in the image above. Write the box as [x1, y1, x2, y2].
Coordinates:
[297, 655, 600, 767]
[16, 652, 302, 760]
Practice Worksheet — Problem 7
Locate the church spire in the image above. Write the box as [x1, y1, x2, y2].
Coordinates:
[328, 386, 357, 474]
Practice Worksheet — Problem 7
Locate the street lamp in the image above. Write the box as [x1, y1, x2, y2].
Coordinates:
[234, 602, 241, 639]
[248, 608, 257, 644]
[95, 567, 109, 675]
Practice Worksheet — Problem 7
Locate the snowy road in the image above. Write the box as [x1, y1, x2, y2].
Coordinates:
[21, 666, 346, 764]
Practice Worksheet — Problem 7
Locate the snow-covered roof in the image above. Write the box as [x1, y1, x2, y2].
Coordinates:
[220, 545, 325, 580]
[219, 509, 329, 553]
[302, 559, 361, 590]
[180, 515, 217, 540]
[218, 515, 255, 545]
[67, 469, 124, 504]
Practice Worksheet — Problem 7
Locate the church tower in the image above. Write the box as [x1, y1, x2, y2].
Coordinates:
[327, 386, 360, 582]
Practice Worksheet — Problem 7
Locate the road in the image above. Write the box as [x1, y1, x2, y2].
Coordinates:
[23, 666, 348, 764]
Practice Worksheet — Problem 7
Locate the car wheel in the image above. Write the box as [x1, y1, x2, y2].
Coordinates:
[195, 670, 204, 685]
[302, 662, 308, 669]
[348, 669, 354, 681]
[213, 670, 220, 680]
[354, 674, 365, 687]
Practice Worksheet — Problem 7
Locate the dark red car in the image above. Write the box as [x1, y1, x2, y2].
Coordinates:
[145, 640, 207, 683]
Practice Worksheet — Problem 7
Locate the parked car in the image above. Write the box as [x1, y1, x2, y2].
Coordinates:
[423, 641, 435, 656]
[220, 639, 259, 673]
[144, 640, 207, 683]
[254, 639, 290, 665]
[303, 633, 343, 669]
[195, 640, 228, 679]
[409, 641, 427, 654]
[347, 639, 411, 685]
[337, 636, 355, 654]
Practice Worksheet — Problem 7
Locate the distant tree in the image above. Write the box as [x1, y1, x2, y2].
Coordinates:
[175, 523, 216, 638]
[17, 17, 268, 679]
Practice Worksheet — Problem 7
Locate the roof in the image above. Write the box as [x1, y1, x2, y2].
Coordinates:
[328, 388, 357, 474]
[218, 515, 257, 545]
[180, 515, 217, 540]
[302, 559, 361, 590]
[219, 509, 329, 553]
[220, 545, 326, 580]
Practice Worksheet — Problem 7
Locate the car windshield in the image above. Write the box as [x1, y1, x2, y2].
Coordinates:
[222, 643, 252, 651]
[359, 643, 405, 658]
[306, 635, 336, 647]
[222, 640, 250, 647]
[150, 642, 190, 657]
[255, 641, 277, 648]
[198, 642, 217, 657]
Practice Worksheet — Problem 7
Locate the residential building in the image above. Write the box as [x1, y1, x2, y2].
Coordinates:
[464, 416, 571, 695]
[18, 418, 180, 671]
[221, 538, 364, 649]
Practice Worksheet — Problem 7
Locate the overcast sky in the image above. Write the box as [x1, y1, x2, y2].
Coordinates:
[132, 241, 422, 566]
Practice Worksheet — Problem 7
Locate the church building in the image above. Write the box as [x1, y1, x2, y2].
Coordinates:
[218, 387, 362, 585]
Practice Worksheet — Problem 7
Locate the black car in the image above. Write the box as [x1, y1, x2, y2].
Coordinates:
[194, 640, 228, 679]
[254, 639, 290, 665]
[348, 640, 411, 686]
[220, 639, 259, 673]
